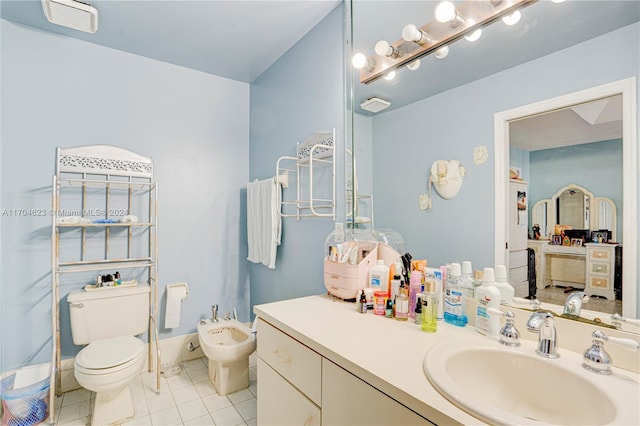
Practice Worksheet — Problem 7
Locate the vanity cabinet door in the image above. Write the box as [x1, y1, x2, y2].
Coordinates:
[257, 358, 320, 426]
[321, 359, 432, 425]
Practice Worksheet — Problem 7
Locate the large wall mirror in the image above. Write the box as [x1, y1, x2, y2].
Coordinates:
[495, 79, 638, 330]
[347, 1, 639, 332]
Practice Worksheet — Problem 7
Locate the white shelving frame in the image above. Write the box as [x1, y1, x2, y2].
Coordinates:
[276, 128, 336, 220]
[50, 145, 160, 423]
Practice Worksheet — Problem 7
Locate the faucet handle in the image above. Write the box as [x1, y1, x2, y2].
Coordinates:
[582, 330, 640, 375]
[211, 304, 219, 322]
[611, 313, 640, 329]
[487, 308, 521, 347]
[233, 308, 238, 321]
[536, 314, 559, 359]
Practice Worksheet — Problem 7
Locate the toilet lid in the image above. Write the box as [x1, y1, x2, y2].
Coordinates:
[76, 336, 144, 370]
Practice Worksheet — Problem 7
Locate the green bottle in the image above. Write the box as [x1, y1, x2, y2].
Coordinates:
[422, 280, 438, 333]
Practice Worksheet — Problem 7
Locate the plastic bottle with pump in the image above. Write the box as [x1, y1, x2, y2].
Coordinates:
[475, 267, 501, 336]
[421, 280, 438, 332]
[444, 263, 470, 327]
[494, 265, 515, 304]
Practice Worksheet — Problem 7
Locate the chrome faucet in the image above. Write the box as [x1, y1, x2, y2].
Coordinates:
[211, 304, 219, 322]
[563, 291, 589, 316]
[487, 308, 520, 347]
[527, 312, 559, 358]
[582, 330, 640, 375]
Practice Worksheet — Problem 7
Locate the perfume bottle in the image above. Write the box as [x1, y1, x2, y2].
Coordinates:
[395, 282, 409, 321]
[422, 280, 438, 333]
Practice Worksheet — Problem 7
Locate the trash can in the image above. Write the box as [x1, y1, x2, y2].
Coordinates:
[0, 374, 49, 426]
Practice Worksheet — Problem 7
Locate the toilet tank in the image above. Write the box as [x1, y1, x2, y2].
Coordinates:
[67, 285, 150, 345]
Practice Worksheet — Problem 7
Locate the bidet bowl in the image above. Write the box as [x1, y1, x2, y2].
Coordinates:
[197, 319, 256, 363]
[424, 336, 639, 425]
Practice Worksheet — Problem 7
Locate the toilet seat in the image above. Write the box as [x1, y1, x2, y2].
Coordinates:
[75, 336, 144, 374]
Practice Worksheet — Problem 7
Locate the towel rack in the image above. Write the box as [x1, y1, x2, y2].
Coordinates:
[276, 128, 336, 220]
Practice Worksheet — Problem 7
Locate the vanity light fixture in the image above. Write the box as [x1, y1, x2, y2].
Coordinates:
[356, 0, 539, 84]
[383, 70, 396, 81]
[502, 10, 522, 26]
[41, 0, 98, 33]
[407, 59, 421, 71]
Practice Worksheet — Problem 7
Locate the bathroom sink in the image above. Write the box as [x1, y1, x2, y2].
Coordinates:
[424, 337, 639, 425]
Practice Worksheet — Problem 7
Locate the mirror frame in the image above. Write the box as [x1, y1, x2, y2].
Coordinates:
[494, 77, 638, 318]
[531, 199, 550, 238]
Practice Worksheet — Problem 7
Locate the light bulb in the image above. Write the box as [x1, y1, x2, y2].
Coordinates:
[352, 53, 367, 69]
[383, 70, 396, 81]
[502, 10, 521, 26]
[551, 0, 565, 3]
[434, 45, 449, 59]
[464, 28, 482, 42]
[407, 60, 421, 71]
[375, 40, 392, 56]
[435, 1, 457, 23]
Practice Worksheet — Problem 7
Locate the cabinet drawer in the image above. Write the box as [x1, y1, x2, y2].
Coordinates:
[257, 358, 320, 426]
[257, 319, 322, 405]
[590, 249, 611, 261]
[509, 250, 528, 268]
[589, 276, 611, 290]
[590, 263, 609, 275]
[509, 265, 528, 284]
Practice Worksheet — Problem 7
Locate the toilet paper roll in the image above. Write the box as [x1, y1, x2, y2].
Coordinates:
[165, 283, 189, 329]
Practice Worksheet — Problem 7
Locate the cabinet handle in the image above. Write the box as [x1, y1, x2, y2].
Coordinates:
[69, 302, 84, 308]
[272, 348, 291, 363]
[303, 416, 314, 426]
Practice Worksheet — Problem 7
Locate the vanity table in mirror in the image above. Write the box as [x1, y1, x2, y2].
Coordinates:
[528, 184, 621, 305]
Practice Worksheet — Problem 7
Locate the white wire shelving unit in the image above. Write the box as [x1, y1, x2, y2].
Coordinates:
[49, 145, 160, 423]
[276, 128, 336, 220]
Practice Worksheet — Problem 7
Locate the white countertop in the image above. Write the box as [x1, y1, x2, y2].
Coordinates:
[254, 294, 486, 425]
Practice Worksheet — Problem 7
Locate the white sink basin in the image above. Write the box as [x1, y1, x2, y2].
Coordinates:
[424, 336, 639, 425]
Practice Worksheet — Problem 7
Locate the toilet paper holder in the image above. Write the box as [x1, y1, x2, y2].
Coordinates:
[165, 283, 189, 329]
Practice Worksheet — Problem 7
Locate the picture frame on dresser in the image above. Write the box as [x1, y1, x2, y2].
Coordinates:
[570, 238, 582, 247]
[551, 235, 562, 245]
[591, 230, 609, 243]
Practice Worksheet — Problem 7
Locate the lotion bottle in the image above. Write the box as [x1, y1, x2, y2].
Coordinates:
[494, 265, 515, 304]
[395, 282, 409, 321]
[475, 268, 501, 336]
[370, 260, 390, 295]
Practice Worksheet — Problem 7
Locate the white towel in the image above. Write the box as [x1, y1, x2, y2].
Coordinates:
[247, 178, 282, 269]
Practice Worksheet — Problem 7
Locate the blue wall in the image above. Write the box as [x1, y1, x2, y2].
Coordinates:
[529, 139, 623, 242]
[1, 21, 250, 371]
[370, 23, 639, 279]
[249, 5, 345, 310]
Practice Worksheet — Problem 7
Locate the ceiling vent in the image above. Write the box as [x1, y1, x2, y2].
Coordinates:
[360, 97, 390, 113]
[41, 0, 98, 33]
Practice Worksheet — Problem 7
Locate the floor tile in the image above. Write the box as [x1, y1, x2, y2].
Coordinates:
[183, 414, 215, 426]
[171, 384, 201, 405]
[149, 405, 181, 426]
[246, 417, 257, 426]
[132, 396, 150, 419]
[166, 370, 193, 391]
[202, 393, 232, 413]
[183, 358, 207, 373]
[58, 417, 90, 426]
[209, 405, 244, 426]
[248, 380, 257, 397]
[123, 415, 152, 425]
[57, 400, 91, 424]
[187, 368, 210, 384]
[227, 388, 253, 405]
[61, 388, 92, 406]
[234, 397, 257, 421]
[145, 390, 176, 414]
[194, 380, 216, 398]
[177, 398, 209, 422]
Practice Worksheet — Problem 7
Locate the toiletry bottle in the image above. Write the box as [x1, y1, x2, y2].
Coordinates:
[115, 271, 121, 286]
[408, 270, 423, 320]
[460, 261, 475, 298]
[444, 263, 468, 327]
[434, 268, 444, 321]
[385, 298, 394, 318]
[494, 265, 515, 304]
[390, 272, 401, 303]
[421, 280, 438, 332]
[414, 294, 422, 325]
[359, 290, 367, 314]
[369, 260, 390, 295]
[475, 268, 501, 336]
[395, 282, 409, 321]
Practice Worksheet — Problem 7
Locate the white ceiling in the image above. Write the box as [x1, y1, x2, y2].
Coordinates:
[0, 0, 341, 83]
[509, 95, 623, 151]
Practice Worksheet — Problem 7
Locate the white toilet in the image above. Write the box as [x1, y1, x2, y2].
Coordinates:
[68, 286, 150, 425]
[197, 318, 256, 395]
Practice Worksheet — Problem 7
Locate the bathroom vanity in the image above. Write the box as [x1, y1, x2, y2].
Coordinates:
[255, 295, 481, 425]
[254, 294, 640, 425]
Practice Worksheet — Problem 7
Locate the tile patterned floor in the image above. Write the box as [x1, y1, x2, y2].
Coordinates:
[535, 286, 622, 315]
[51, 354, 257, 426]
